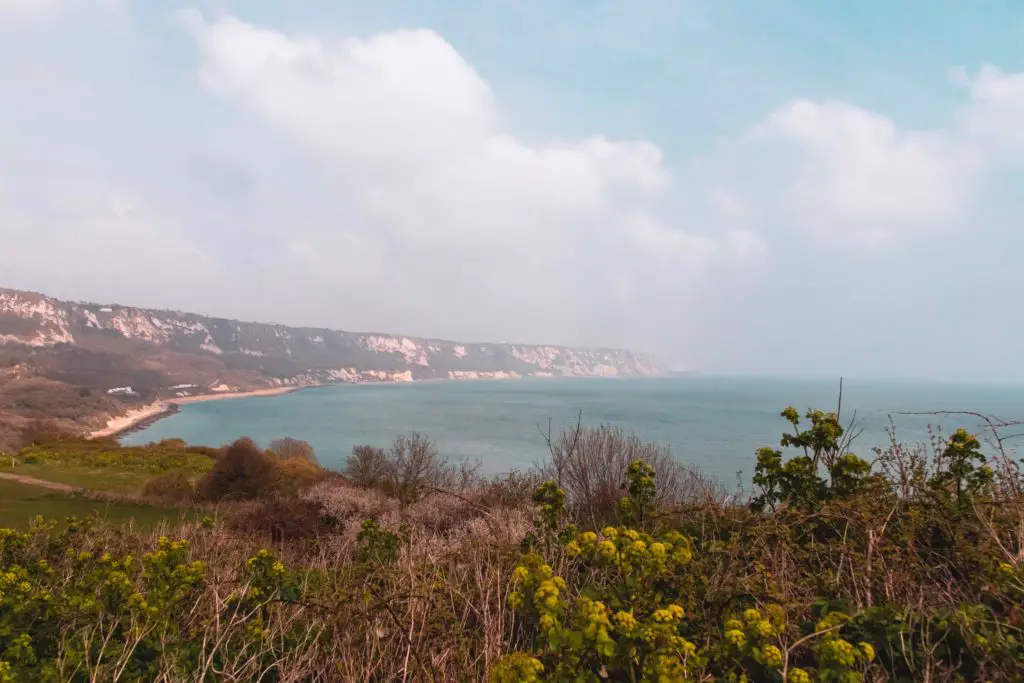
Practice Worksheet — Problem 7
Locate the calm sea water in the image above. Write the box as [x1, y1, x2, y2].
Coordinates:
[122, 376, 1024, 482]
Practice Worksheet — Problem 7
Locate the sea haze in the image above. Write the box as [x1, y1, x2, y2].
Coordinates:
[122, 376, 1024, 483]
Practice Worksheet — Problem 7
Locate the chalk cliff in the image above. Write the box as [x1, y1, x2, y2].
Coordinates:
[0, 288, 664, 396]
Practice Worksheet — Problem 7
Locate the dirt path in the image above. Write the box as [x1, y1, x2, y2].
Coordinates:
[0, 472, 75, 492]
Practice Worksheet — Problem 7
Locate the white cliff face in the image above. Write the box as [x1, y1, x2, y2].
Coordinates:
[0, 291, 74, 346]
[0, 288, 667, 384]
[449, 370, 523, 380]
[360, 335, 430, 366]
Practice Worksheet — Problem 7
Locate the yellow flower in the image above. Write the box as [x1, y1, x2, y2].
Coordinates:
[672, 546, 692, 564]
[512, 565, 529, 582]
[598, 540, 617, 559]
[271, 561, 285, 574]
[649, 542, 667, 556]
[760, 644, 783, 668]
[602, 526, 618, 538]
[725, 629, 747, 649]
[788, 668, 811, 683]
[507, 591, 523, 609]
[565, 540, 581, 556]
[858, 641, 876, 662]
[539, 614, 556, 630]
[742, 608, 761, 625]
[624, 529, 640, 541]
[630, 540, 647, 554]
[578, 531, 598, 546]
[613, 610, 637, 630]
[753, 619, 774, 638]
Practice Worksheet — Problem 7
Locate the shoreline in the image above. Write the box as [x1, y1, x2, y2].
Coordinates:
[88, 386, 309, 440]
[88, 373, 668, 441]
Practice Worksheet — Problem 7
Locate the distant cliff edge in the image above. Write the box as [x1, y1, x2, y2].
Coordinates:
[0, 287, 666, 444]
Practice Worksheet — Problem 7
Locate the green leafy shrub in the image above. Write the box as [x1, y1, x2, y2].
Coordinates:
[752, 407, 874, 511]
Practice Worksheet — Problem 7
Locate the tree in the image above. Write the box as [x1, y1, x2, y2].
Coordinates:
[268, 437, 317, 464]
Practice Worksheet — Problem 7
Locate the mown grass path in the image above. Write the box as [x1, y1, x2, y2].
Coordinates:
[0, 471, 74, 492]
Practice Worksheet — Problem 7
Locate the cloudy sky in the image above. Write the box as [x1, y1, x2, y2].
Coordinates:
[2, 1, 1023, 381]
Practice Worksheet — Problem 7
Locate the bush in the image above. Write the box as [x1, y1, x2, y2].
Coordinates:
[3, 403, 1024, 680]
[196, 438, 279, 502]
[230, 497, 337, 542]
[142, 472, 195, 504]
[476, 469, 543, 509]
[346, 434, 464, 506]
[268, 437, 318, 465]
[345, 445, 388, 489]
[538, 423, 705, 527]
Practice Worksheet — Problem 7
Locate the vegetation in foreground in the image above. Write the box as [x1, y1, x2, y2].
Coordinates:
[0, 408, 1021, 681]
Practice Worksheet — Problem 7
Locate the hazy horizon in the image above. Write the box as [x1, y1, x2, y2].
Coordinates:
[2, 2, 1023, 382]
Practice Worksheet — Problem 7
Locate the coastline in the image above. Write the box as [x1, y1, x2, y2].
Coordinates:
[88, 386, 308, 440]
[88, 373, 668, 442]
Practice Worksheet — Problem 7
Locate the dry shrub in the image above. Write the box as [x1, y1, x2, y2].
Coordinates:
[142, 471, 195, 504]
[18, 419, 68, 448]
[346, 433, 474, 506]
[345, 445, 388, 488]
[230, 497, 337, 542]
[197, 437, 326, 502]
[303, 476, 535, 561]
[539, 422, 720, 526]
[476, 470, 543, 509]
[304, 480, 399, 521]
[197, 438, 279, 502]
[275, 453, 328, 492]
[402, 492, 481, 534]
[268, 437, 318, 464]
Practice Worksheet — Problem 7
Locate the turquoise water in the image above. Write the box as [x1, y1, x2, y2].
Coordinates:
[122, 376, 1024, 482]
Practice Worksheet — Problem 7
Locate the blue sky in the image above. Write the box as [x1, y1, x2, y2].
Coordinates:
[2, 1, 1023, 381]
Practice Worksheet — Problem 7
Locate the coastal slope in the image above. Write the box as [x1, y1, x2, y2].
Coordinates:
[0, 287, 666, 446]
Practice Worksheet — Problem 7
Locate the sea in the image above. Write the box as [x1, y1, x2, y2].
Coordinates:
[121, 376, 1024, 483]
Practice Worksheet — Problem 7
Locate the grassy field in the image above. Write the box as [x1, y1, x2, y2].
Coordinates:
[0, 478, 187, 530]
[0, 461, 154, 493]
[0, 436, 218, 495]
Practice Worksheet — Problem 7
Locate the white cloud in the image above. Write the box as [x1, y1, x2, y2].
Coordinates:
[175, 10, 731, 349]
[757, 101, 974, 226]
[0, 0, 123, 23]
[0, 176, 220, 307]
[4, 6, 1024, 378]
[695, 65, 1024, 248]
[958, 65, 1024, 157]
[0, 0, 61, 21]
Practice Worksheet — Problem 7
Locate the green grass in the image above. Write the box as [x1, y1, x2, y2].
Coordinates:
[0, 462, 156, 493]
[0, 479, 188, 531]
[1, 438, 218, 494]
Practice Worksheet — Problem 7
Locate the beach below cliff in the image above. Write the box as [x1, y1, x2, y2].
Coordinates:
[88, 386, 304, 439]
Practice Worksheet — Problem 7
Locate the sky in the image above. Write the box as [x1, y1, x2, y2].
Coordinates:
[1, 1, 1023, 381]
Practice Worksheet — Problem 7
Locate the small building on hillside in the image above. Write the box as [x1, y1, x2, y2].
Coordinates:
[106, 386, 137, 396]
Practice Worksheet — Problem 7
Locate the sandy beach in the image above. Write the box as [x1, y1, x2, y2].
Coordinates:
[88, 386, 305, 439]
